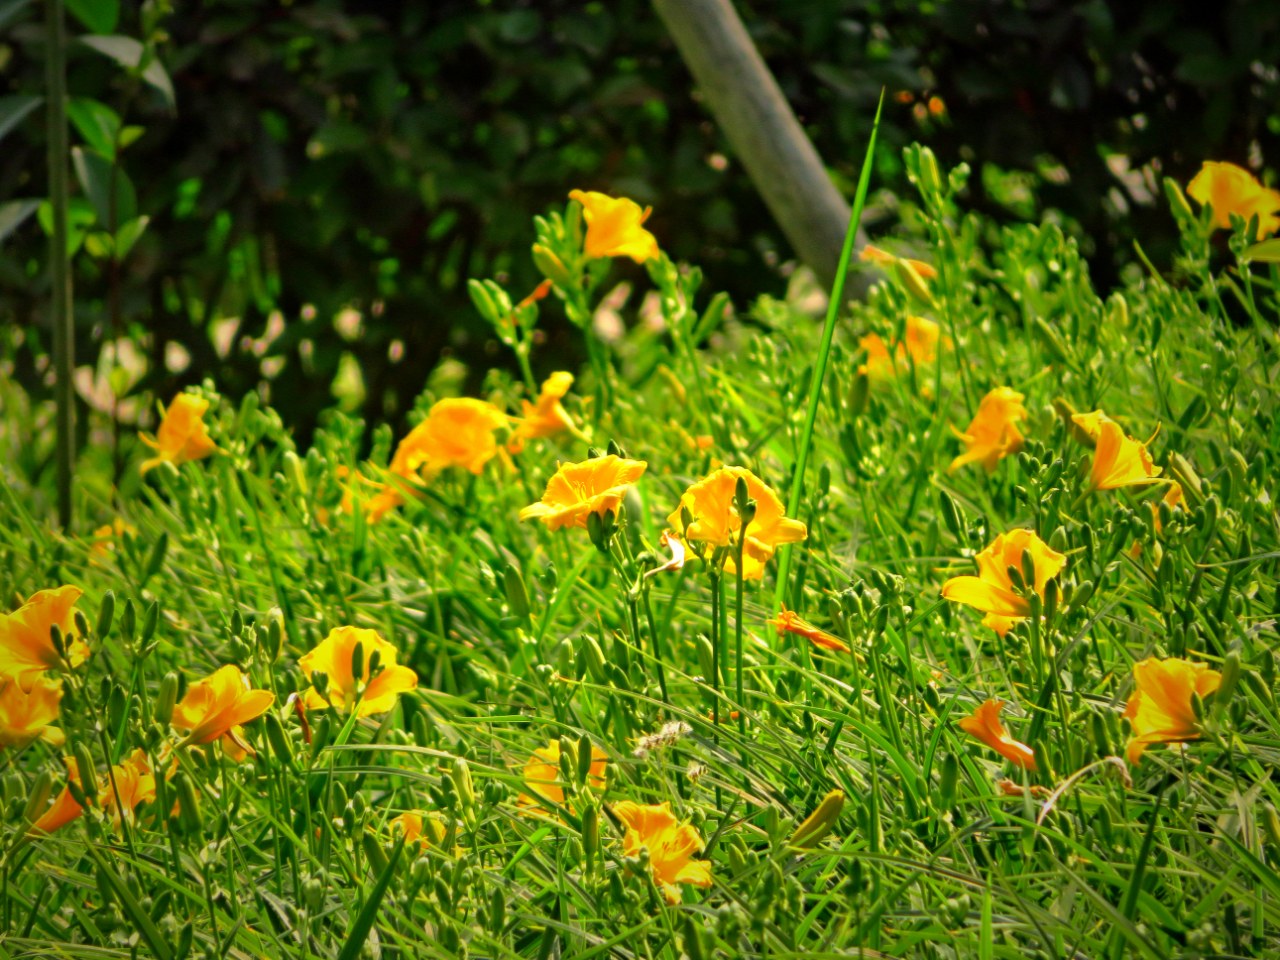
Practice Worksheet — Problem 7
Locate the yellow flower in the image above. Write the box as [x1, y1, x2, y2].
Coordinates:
[612, 800, 713, 904]
[859, 244, 939, 280]
[0, 676, 64, 749]
[0, 586, 90, 689]
[512, 372, 580, 447]
[941, 529, 1066, 637]
[29, 748, 156, 836]
[388, 810, 447, 847]
[139, 393, 217, 474]
[949, 387, 1027, 473]
[958, 699, 1037, 771]
[1072, 412, 1162, 491]
[767, 607, 850, 654]
[1123, 657, 1221, 765]
[858, 316, 943, 379]
[520, 738, 608, 808]
[667, 466, 807, 580]
[568, 190, 660, 263]
[1187, 161, 1280, 237]
[299, 626, 418, 717]
[89, 519, 135, 563]
[519, 455, 648, 531]
[171, 664, 275, 758]
[391, 398, 511, 479]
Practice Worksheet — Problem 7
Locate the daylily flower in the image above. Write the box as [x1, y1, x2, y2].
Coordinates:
[170, 664, 275, 758]
[392, 397, 512, 479]
[0, 586, 90, 689]
[1187, 161, 1280, 237]
[512, 371, 581, 448]
[1123, 657, 1222, 765]
[767, 607, 850, 654]
[949, 387, 1027, 473]
[667, 466, 807, 579]
[29, 749, 156, 836]
[388, 810, 446, 848]
[519, 455, 647, 531]
[1072, 412, 1162, 491]
[941, 529, 1066, 636]
[520, 738, 608, 809]
[858, 315, 944, 379]
[612, 800, 713, 904]
[959, 699, 1037, 771]
[299, 626, 418, 717]
[0, 676, 64, 749]
[568, 190, 660, 263]
[89, 518, 136, 564]
[140, 393, 217, 474]
[859, 244, 939, 280]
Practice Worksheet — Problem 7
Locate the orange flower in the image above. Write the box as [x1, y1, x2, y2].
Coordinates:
[959, 699, 1036, 771]
[1123, 657, 1222, 765]
[0, 586, 90, 689]
[29, 748, 157, 836]
[1072, 412, 1162, 491]
[667, 466, 807, 580]
[0, 676, 64, 748]
[512, 371, 580, 447]
[949, 387, 1027, 472]
[858, 316, 943, 378]
[89, 519, 135, 564]
[171, 664, 275, 758]
[140, 393, 218, 474]
[941, 529, 1066, 637]
[1187, 161, 1280, 237]
[613, 801, 713, 904]
[299, 626, 418, 717]
[767, 607, 850, 654]
[388, 810, 447, 847]
[859, 244, 938, 280]
[519, 455, 647, 531]
[520, 739, 608, 809]
[569, 190, 660, 263]
[392, 398, 511, 479]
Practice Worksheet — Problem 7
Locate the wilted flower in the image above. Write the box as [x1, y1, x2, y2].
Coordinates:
[569, 190, 660, 263]
[667, 466, 807, 579]
[949, 387, 1027, 473]
[644, 530, 687, 578]
[519, 455, 647, 531]
[613, 800, 713, 904]
[1187, 161, 1280, 237]
[1124, 657, 1222, 765]
[171, 664, 275, 759]
[959, 699, 1037, 771]
[1072, 412, 1162, 491]
[29, 749, 156, 836]
[0, 586, 90, 689]
[858, 316, 944, 379]
[633, 721, 692, 758]
[767, 607, 850, 654]
[859, 244, 938, 280]
[512, 371, 581, 447]
[0, 677, 64, 749]
[139, 393, 217, 474]
[941, 529, 1066, 636]
[299, 626, 418, 717]
[520, 738, 607, 808]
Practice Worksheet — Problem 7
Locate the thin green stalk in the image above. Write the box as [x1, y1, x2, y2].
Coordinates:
[774, 91, 884, 612]
[45, 0, 74, 530]
[734, 531, 746, 744]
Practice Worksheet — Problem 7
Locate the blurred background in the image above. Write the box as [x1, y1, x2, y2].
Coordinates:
[3, 0, 1278, 455]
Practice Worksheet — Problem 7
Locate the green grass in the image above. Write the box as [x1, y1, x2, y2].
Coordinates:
[2, 147, 1279, 959]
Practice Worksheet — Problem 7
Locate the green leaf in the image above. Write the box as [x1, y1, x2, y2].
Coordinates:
[80, 35, 176, 110]
[115, 215, 149, 259]
[67, 97, 123, 160]
[1242, 237, 1280, 263]
[0, 94, 41, 144]
[82, 846, 173, 960]
[0, 0, 33, 31]
[37, 197, 98, 255]
[0, 199, 39, 246]
[335, 836, 405, 960]
[65, 0, 118, 33]
[72, 146, 137, 228]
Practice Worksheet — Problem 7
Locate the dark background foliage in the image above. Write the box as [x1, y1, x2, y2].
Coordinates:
[3, 0, 1278, 454]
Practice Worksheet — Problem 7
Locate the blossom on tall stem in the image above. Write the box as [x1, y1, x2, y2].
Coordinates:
[520, 455, 647, 532]
[1186, 161, 1280, 237]
[0, 677, 65, 749]
[299, 626, 418, 717]
[941, 529, 1066, 637]
[568, 190, 660, 263]
[612, 800, 713, 904]
[1124, 657, 1221, 765]
[0, 586, 90, 689]
[949, 387, 1027, 473]
[1072, 411, 1162, 491]
[958, 699, 1037, 771]
[170, 664, 275, 759]
[139, 393, 217, 474]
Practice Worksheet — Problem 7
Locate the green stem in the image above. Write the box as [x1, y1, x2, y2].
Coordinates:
[774, 91, 884, 612]
[45, 0, 74, 530]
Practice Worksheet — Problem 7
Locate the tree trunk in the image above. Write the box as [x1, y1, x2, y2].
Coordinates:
[652, 0, 865, 292]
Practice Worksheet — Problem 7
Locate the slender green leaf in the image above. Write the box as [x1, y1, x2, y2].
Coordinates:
[65, 0, 118, 33]
[1243, 237, 1280, 263]
[80, 35, 176, 109]
[67, 97, 123, 160]
[72, 146, 137, 227]
[335, 836, 405, 960]
[0, 94, 42, 144]
[82, 847, 173, 960]
[0, 199, 40, 246]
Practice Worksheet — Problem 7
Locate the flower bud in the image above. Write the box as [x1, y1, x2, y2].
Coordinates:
[789, 789, 845, 850]
[452, 757, 476, 818]
[96, 590, 116, 639]
[581, 804, 599, 866]
[531, 243, 571, 287]
[264, 712, 294, 767]
[22, 770, 53, 825]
